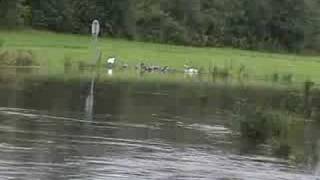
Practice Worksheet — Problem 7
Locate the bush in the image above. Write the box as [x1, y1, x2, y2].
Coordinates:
[0, 39, 4, 47]
[234, 101, 288, 141]
[0, 50, 38, 66]
[78, 61, 87, 71]
[281, 73, 294, 84]
[311, 90, 320, 121]
[0, 50, 11, 65]
[136, 15, 162, 42]
[238, 110, 284, 140]
[211, 65, 231, 79]
[160, 16, 188, 45]
[271, 73, 279, 82]
[305, 34, 320, 52]
[15, 50, 36, 66]
[281, 90, 303, 113]
[64, 56, 73, 72]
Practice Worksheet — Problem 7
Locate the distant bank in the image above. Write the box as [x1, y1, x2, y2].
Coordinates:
[0, 30, 320, 82]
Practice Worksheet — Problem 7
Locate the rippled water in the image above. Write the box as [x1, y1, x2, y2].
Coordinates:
[0, 69, 319, 180]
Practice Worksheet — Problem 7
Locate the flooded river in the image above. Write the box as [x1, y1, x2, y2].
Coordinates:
[0, 69, 319, 179]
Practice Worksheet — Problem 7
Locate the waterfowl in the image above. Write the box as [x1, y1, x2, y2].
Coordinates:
[107, 57, 116, 64]
[121, 64, 129, 69]
[138, 63, 173, 73]
[107, 57, 116, 69]
[184, 65, 199, 74]
[161, 66, 169, 73]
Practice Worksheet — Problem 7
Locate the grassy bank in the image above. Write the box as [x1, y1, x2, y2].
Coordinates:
[0, 30, 320, 82]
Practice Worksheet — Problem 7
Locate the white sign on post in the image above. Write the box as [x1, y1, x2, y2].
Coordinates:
[91, 20, 100, 37]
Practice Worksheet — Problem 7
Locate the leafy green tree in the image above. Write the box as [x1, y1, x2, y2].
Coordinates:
[31, 0, 73, 31]
[1, 0, 320, 52]
[0, 0, 25, 28]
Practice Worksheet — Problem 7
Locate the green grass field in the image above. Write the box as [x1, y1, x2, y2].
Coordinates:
[0, 30, 320, 82]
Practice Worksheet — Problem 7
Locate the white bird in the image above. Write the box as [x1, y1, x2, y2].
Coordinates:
[184, 65, 199, 74]
[107, 57, 116, 65]
[107, 57, 116, 69]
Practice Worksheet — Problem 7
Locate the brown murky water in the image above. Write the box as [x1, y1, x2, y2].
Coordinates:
[0, 69, 319, 180]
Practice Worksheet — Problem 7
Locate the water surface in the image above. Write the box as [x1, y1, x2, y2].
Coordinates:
[0, 69, 319, 179]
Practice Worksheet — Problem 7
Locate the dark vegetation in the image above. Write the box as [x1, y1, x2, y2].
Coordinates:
[0, 0, 320, 52]
[0, 49, 38, 66]
[0, 38, 4, 47]
[229, 79, 320, 163]
[228, 83, 319, 163]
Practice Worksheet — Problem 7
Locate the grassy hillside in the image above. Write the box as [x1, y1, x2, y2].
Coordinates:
[0, 30, 320, 82]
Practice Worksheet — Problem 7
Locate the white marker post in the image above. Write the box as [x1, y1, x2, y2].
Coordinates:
[85, 20, 101, 120]
[91, 19, 100, 64]
[92, 20, 100, 40]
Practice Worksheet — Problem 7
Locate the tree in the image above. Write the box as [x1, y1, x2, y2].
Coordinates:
[1, 0, 319, 52]
[0, 0, 25, 28]
[31, 0, 73, 32]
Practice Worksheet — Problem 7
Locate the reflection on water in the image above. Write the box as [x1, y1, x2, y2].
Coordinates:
[316, 141, 320, 176]
[85, 78, 95, 120]
[108, 69, 113, 76]
[0, 69, 319, 180]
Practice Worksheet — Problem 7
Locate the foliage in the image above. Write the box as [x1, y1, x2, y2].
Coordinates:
[234, 100, 289, 141]
[0, 0, 26, 28]
[0, 39, 4, 47]
[1, 0, 320, 52]
[211, 65, 231, 79]
[160, 16, 188, 45]
[0, 49, 38, 66]
[281, 90, 303, 113]
[63, 55, 73, 72]
[281, 73, 294, 84]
